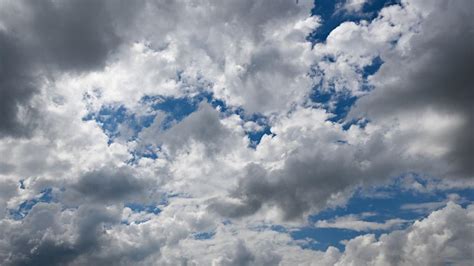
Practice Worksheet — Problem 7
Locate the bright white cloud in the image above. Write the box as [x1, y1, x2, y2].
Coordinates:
[334, 203, 474, 266]
[341, 0, 369, 13]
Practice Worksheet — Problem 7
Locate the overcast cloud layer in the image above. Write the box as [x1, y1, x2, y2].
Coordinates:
[0, 0, 473, 265]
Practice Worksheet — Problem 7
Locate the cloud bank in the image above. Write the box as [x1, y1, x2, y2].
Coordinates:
[0, 0, 472, 265]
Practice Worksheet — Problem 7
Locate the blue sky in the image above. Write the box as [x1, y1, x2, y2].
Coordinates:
[308, 0, 400, 43]
[292, 177, 474, 251]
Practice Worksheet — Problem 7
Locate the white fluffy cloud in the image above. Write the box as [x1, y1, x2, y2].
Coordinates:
[334, 203, 474, 266]
[56, 0, 319, 114]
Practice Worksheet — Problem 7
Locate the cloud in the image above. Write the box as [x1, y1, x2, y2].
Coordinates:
[58, 0, 319, 113]
[400, 194, 465, 214]
[334, 203, 474, 265]
[141, 102, 233, 156]
[212, 240, 257, 266]
[315, 215, 408, 232]
[0, 30, 38, 137]
[340, 0, 369, 13]
[0, 0, 473, 265]
[69, 167, 149, 204]
[0, 203, 122, 266]
[207, 0, 474, 221]
[348, 0, 474, 178]
[209, 107, 411, 220]
[0, 0, 142, 138]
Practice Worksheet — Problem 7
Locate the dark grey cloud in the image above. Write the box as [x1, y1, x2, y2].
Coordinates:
[0, 0, 143, 138]
[0, 203, 121, 266]
[349, 0, 474, 178]
[2, 203, 75, 266]
[210, 131, 407, 220]
[70, 167, 148, 203]
[24, 0, 121, 72]
[0, 31, 37, 137]
[0, 200, 164, 266]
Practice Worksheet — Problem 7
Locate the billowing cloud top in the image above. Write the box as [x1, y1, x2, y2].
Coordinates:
[0, 0, 473, 265]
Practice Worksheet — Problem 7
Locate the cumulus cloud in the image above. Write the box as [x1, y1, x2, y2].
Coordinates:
[348, 0, 474, 178]
[207, 0, 473, 221]
[140, 102, 233, 156]
[334, 203, 474, 266]
[0, 203, 122, 266]
[0, 0, 472, 265]
[57, 0, 318, 112]
[209, 107, 415, 220]
[2, 200, 470, 265]
[0, 0, 143, 138]
[69, 167, 150, 204]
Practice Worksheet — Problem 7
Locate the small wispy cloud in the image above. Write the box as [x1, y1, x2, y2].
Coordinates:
[401, 194, 465, 214]
[341, 0, 369, 13]
[314, 213, 409, 232]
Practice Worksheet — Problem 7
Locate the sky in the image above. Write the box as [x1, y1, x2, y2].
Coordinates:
[0, 0, 473, 265]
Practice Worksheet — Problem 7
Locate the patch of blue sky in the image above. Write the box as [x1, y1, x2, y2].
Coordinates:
[156, 192, 182, 207]
[83, 93, 209, 146]
[222, 219, 232, 226]
[9, 187, 54, 220]
[142, 92, 274, 148]
[291, 227, 360, 251]
[310, 86, 357, 123]
[121, 202, 162, 225]
[211, 98, 274, 147]
[193, 231, 215, 240]
[362, 56, 384, 79]
[244, 114, 274, 149]
[307, 1, 389, 124]
[308, 0, 401, 44]
[85, 90, 274, 153]
[309, 54, 383, 125]
[341, 117, 369, 130]
[125, 203, 161, 215]
[247, 127, 273, 148]
[289, 175, 473, 252]
[82, 104, 126, 141]
[83, 104, 155, 144]
[127, 145, 159, 164]
[141, 94, 209, 130]
[19, 179, 25, 189]
[194, 92, 275, 147]
[357, 55, 384, 92]
[250, 224, 288, 234]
